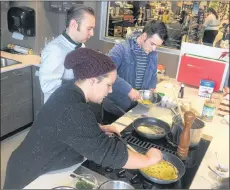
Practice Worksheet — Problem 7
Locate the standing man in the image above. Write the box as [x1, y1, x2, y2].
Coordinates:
[39, 5, 103, 121]
[103, 20, 168, 122]
[39, 5, 95, 103]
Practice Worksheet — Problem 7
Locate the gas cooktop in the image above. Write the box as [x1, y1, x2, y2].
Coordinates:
[76, 123, 212, 189]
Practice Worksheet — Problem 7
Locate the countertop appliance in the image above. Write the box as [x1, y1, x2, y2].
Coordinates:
[76, 122, 212, 189]
[7, 6, 35, 37]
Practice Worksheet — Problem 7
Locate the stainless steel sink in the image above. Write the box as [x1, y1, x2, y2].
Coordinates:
[1, 57, 21, 68]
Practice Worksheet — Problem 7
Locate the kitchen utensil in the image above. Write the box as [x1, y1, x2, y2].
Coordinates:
[111, 104, 137, 131]
[171, 84, 184, 124]
[171, 115, 205, 147]
[52, 186, 77, 189]
[98, 180, 134, 189]
[178, 103, 203, 129]
[139, 151, 185, 184]
[177, 111, 196, 160]
[112, 133, 137, 152]
[139, 90, 162, 104]
[208, 166, 223, 178]
[170, 107, 178, 116]
[112, 103, 170, 140]
[113, 121, 127, 127]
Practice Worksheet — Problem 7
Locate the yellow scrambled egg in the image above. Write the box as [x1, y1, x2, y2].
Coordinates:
[140, 160, 178, 181]
[138, 99, 152, 105]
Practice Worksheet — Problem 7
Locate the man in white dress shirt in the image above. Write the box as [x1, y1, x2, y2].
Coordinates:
[39, 5, 95, 103]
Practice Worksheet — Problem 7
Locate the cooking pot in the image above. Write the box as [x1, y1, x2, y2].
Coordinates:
[98, 180, 134, 189]
[171, 115, 205, 147]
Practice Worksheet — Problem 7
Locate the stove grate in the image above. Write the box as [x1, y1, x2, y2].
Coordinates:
[124, 135, 177, 155]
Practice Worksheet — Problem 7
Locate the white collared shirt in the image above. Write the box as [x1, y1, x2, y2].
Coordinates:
[39, 34, 85, 103]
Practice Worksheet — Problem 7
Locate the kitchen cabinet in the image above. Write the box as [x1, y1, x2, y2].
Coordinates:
[32, 65, 44, 119]
[1, 66, 33, 137]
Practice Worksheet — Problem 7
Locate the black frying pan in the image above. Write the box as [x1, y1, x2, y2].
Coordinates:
[112, 103, 170, 139]
[139, 151, 186, 184]
[133, 117, 171, 140]
[112, 132, 185, 185]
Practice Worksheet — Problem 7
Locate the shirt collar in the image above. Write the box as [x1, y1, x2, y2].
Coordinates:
[62, 31, 82, 49]
[132, 38, 148, 55]
[130, 37, 156, 57]
[71, 83, 87, 103]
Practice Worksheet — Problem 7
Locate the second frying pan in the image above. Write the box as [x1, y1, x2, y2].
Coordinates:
[112, 103, 170, 139]
[133, 117, 171, 140]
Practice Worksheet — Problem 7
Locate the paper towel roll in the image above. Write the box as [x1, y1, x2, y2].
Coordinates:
[12, 32, 24, 40]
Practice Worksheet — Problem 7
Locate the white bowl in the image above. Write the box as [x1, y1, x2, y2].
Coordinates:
[215, 163, 229, 178]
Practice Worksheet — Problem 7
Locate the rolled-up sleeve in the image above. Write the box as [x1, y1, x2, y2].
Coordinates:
[61, 104, 128, 169]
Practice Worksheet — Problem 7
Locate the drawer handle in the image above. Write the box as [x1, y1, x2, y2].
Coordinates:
[13, 71, 24, 76]
[0, 76, 8, 80]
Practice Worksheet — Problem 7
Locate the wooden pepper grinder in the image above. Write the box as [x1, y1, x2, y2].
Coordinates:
[177, 111, 196, 160]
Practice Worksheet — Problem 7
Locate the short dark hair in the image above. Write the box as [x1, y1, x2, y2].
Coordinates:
[66, 5, 95, 28]
[142, 20, 168, 41]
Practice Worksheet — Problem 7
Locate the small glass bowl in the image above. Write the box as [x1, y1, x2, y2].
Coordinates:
[71, 174, 98, 189]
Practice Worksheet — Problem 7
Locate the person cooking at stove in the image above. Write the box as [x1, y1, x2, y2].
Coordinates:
[3, 48, 163, 189]
[103, 20, 168, 122]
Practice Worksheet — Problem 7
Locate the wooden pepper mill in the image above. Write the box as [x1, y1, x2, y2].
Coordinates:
[177, 111, 196, 160]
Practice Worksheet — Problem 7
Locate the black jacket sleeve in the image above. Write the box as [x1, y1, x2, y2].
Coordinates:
[59, 103, 128, 169]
